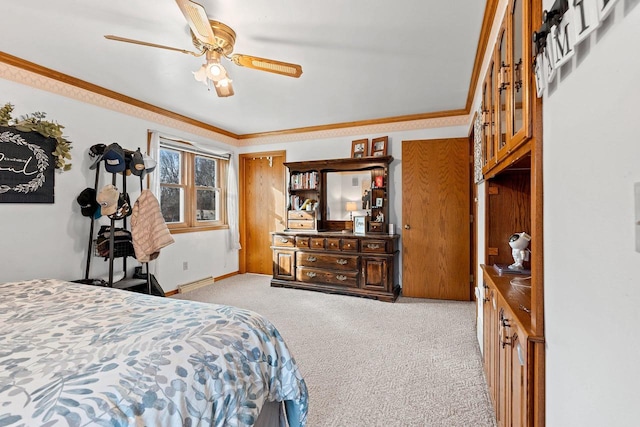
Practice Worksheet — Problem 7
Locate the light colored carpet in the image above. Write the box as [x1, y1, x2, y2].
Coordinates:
[172, 274, 496, 427]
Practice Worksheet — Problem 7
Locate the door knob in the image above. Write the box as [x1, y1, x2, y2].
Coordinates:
[404, 224, 410, 230]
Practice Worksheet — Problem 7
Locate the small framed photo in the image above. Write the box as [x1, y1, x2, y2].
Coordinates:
[371, 136, 388, 157]
[351, 139, 369, 158]
[375, 197, 383, 207]
[353, 215, 366, 235]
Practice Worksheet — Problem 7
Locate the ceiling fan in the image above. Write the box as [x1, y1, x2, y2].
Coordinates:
[105, 0, 303, 97]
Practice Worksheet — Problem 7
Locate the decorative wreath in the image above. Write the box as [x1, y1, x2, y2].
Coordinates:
[0, 131, 48, 194]
[0, 102, 72, 171]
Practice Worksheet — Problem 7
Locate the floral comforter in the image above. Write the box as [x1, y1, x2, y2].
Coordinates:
[0, 279, 308, 427]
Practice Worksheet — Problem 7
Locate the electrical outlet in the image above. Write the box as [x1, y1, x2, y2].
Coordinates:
[183, 261, 188, 271]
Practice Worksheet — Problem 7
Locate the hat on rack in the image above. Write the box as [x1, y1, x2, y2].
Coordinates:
[88, 143, 106, 170]
[76, 188, 100, 217]
[96, 184, 119, 216]
[108, 192, 132, 220]
[130, 150, 157, 178]
[102, 143, 126, 173]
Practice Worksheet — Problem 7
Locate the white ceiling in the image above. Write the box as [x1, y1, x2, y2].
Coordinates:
[0, 0, 486, 136]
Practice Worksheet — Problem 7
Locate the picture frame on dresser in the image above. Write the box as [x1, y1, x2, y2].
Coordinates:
[371, 136, 388, 157]
[353, 215, 366, 234]
[351, 139, 368, 158]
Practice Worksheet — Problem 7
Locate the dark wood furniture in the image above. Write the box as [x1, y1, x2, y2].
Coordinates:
[271, 231, 399, 302]
[272, 156, 399, 301]
[284, 156, 393, 233]
[479, 0, 544, 425]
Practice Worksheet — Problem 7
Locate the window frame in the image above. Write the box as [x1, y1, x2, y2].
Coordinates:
[158, 140, 229, 234]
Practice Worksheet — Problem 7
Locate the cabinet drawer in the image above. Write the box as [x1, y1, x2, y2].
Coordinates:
[288, 210, 315, 220]
[273, 234, 295, 247]
[341, 239, 358, 251]
[326, 238, 341, 251]
[295, 236, 310, 248]
[296, 252, 358, 271]
[361, 239, 388, 253]
[288, 220, 315, 230]
[297, 267, 359, 288]
[310, 238, 325, 249]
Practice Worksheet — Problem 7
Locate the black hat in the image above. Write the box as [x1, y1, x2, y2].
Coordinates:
[88, 144, 106, 170]
[76, 188, 100, 217]
[108, 192, 132, 220]
[102, 143, 126, 173]
[130, 149, 145, 176]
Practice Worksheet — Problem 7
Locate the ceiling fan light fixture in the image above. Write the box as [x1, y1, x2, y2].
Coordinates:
[206, 62, 228, 81]
[214, 78, 234, 97]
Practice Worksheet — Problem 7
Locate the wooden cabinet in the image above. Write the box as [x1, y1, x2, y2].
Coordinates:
[482, 0, 532, 177]
[275, 156, 397, 300]
[482, 266, 538, 427]
[271, 231, 399, 302]
[272, 234, 296, 280]
[284, 156, 393, 233]
[287, 209, 317, 230]
[288, 170, 320, 230]
[476, 0, 544, 424]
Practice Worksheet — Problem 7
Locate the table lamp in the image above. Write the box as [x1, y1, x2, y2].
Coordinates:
[345, 201, 358, 220]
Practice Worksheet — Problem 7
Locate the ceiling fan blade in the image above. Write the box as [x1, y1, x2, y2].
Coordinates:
[104, 35, 203, 56]
[231, 54, 303, 78]
[175, 0, 216, 46]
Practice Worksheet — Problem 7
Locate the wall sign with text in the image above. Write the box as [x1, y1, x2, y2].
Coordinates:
[534, 0, 621, 97]
[0, 126, 55, 203]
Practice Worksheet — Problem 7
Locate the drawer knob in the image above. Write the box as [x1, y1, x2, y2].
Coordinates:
[336, 259, 348, 265]
[306, 256, 317, 262]
[336, 274, 347, 281]
[306, 272, 317, 278]
[367, 243, 380, 249]
[280, 238, 289, 243]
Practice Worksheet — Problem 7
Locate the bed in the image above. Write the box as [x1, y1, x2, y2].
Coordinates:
[0, 279, 308, 427]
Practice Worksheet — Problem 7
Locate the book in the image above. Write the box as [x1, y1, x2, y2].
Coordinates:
[493, 264, 531, 275]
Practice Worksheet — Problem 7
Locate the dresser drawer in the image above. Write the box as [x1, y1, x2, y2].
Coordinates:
[273, 234, 295, 247]
[288, 210, 315, 220]
[341, 239, 358, 251]
[297, 267, 359, 288]
[310, 237, 325, 249]
[295, 236, 310, 248]
[296, 252, 358, 271]
[288, 220, 315, 230]
[361, 239, 388, 253]
[326, 238, 341, 251]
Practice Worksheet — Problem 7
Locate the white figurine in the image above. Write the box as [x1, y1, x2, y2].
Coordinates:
[508, 232, 531, 270]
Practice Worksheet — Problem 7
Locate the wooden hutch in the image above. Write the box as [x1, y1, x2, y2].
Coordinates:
[271, 156, 400, 302]
[478, 0, 545, 425]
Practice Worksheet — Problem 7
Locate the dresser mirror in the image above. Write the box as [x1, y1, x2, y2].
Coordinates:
[325, 171, 371, 221]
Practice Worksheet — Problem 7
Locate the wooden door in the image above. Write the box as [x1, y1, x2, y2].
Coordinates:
[402, 138, 470, 300]
[239, 152, 286, 274]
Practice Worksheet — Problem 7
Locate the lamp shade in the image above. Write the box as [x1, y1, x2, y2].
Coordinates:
[345, 201, 358, 212]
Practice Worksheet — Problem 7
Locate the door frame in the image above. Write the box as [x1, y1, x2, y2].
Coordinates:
[238, 150, 286, 274]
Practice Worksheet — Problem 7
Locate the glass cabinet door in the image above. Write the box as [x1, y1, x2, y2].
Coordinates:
[496, 24, 509, 159]
[482, 60, 496, 172]
[509, 0, 531, 147]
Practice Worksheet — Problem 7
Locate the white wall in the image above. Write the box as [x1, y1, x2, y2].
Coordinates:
[542, 2, 640, 426]
[0, 79, 239, 290]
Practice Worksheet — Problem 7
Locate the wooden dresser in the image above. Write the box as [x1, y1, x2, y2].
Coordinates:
[271, 231, 399, 302]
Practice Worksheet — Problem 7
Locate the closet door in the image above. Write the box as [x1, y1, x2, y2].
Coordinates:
[240, 151, 286, 274]
[401, 138, 471, 300]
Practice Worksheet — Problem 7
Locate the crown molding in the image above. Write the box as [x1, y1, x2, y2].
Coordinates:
[465, 0, 499, 112]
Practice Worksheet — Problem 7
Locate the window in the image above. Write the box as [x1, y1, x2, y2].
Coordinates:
[158, 140, 229, 233]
